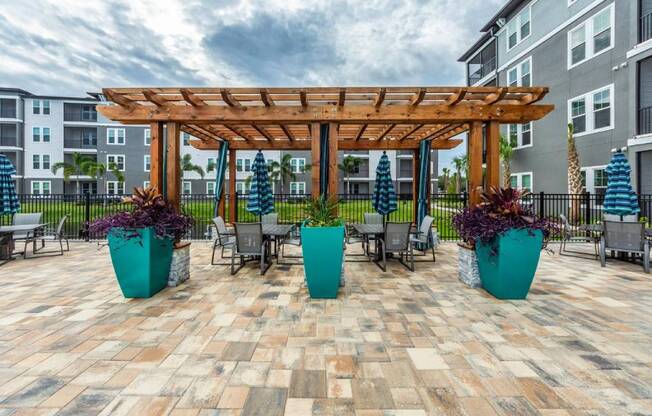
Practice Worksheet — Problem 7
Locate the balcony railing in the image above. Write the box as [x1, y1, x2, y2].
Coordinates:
[0, 108, 17, 118]
[468, 57, 496, 85]
[639, 106, 652, 135]
[63, 112, 98, 122]
[641, 11, 652, 43]
[0, 136, 19, 147]
[63, 138, 97, 149]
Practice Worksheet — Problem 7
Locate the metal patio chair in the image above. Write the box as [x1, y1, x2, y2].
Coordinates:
[600, 221, 650, 273]
[231, 222, 272, 275]
[279, 225, 302, 264]
[375, 222, 414, 272]
[363, 212, 383, 256]
[559, 214, 598, 258]
[12, 213, 43, 258]
[33, 215, 70, 257]
[211, 216, 235, 265]
[262, 213, 278, 224]
[410, 215, 438, 262]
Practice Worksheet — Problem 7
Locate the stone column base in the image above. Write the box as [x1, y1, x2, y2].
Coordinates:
[458, 243, 481, 288]
[168, 243, 190, 287]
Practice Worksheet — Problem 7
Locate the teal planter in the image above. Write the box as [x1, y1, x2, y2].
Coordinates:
[108, 227, 173, 298]
[301, 225, 345, 299]
[475, 228, 543, 300]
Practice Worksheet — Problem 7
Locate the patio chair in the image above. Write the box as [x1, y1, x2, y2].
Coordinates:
[12, 213, 43, 258]
[33, 215, 70, 257]
[231, 222, 272, 275]
[363, 212, 383, 255]
[344, 224, 369, 262]
[376, 222, 414, 272]
[410, 215, 438, 262]
[600, 221, 650, 273]
[262, 213, 278, 224]
[279, 225, 302, 264]
[559, 214, 598, 258]
[211, 216, 235, 265]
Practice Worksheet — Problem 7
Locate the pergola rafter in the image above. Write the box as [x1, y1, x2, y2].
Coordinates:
[98, 85, 554, 211]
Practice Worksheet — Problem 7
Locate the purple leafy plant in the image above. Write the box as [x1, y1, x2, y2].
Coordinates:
[90, 186, 193, 241]
[452, 187, 557, 249]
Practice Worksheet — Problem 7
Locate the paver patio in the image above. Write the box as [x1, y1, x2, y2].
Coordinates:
[0, 242, 650, 415]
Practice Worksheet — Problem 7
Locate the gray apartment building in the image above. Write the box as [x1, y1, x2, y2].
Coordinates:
[459, 0, 652, 196]
[0, 87, 438, 197]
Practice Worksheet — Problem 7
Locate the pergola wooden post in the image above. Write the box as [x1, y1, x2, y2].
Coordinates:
[166, 122, 181, 211]
[98, 86, 552, 216]
[149, 122, 165, 193]
[412, 148, 420, 221]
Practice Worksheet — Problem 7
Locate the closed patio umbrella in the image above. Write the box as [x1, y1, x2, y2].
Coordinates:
[246, 151, 275, 218]
[604, 150, 640, 219]
[0, 154, 20, 215]
[372, 151, 397, 219]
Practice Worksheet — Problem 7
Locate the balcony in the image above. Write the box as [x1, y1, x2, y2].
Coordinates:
[63, 103, 98, 122]
[0, 125, 19, 147]
[641, 11, 652, 43]
[64, 127, 98, 149]
[0, 99, 17, 119]
[639, 106, 652, 135]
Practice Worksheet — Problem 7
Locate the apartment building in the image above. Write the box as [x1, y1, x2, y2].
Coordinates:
[0, 88, 438, 197]
[459, 0, 652, 195]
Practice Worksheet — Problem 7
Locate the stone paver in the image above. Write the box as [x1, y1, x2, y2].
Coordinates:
[0, 242, 650, 415]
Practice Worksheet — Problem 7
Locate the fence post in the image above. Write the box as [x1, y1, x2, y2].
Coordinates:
[84, 192, 91, 242]
[462, 191, 468, 208]
[584, 192, 591, 225]
[234, 191, 238, 222]
[539, 191, 545, 219]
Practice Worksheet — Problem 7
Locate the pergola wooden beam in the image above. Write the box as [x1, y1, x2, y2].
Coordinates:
[484, 87, 507, 105]
[377, 124, 396, 140]
[223, 125, 254, 141]
[409, 88, 426, 106]
[397, 124, 424, 141]
[142, 89, 168, 107]
[280, 125, 295, 141]
[374, 88, 386, 108]
[180, 88, 206, 107]
[445, 88, 467, 106]
[260, 89, 275, 107]
[354, 124, 367, 141]
[338, 89, 346, 107]
[300, 90, 308, 108]
[252, 125, 274, 142]
[220, 89, 241, 107]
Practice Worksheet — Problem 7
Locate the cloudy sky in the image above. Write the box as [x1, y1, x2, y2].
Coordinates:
[0, 0, 503, 170]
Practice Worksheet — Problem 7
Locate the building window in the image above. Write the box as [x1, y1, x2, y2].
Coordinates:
[107, 155, 125, 171]
[33, 154, 40, 169]
[207, 182, 216, 195]
[352, 183, 360, 194]
[290, 182, 306, 195]
[107, 128, 125, 145]
[568, 4, 613, 68]
[467, 40, 497, 86]
[144, 155, 151, 172]
[31, 181, 51, 195]
[510, 172, 533, 191]
[81, 105, 96, 121]
[82, 130, 97, 146]
[33, 127, 40, 142]
[144, 181, 151, 189]
[144, 129, 151, 146]
[236, 158, 251, 172]
[106, 181, 125, 195]
[235, 181, 250, 193]
[506, 5, 531, 50]
[183, 181, 192, 195]
[581, 165, 608, 196]
[507, 123, 532, 149]
[81, 182, 97, 195]
[42, 100, 50, 115]
[568, 84, 613, 136]
[42, 155, 50, 170]
[507, 57, 532, 87]
[182, 132, 191, 146]
[43, 127, 50, 142]
[290, 158, 305, 173]
[32, 100, 40, 114]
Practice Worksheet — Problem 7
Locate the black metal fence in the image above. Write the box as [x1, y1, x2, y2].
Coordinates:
[2, 192, 651, 241]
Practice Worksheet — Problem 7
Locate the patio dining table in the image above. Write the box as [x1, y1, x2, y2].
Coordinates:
[0, 224, 47, 265]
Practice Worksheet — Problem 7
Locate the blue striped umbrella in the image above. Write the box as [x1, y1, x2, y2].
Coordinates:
[604, 151, 640, 217]
[372, 151, 398, 217]
[0, 154, 20, 215]
[246, 151, 275, 217]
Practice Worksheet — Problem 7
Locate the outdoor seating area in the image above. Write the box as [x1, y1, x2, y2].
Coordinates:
[0, 242, 650, 415]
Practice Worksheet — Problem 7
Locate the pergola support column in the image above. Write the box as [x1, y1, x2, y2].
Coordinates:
[412, 148, 420, 223]
[228, 148, 237, 223]
[485, 121, 500, 191]
[166, 122, 181, 212]
[310, 122, 321, 198]
[328, 123, 339, 203]
[149, 122, 165, 194]
[468, 121, 484, 206]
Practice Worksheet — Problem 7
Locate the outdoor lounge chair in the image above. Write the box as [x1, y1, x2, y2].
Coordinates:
[376, 222, 414, 272]
[231, 222, 272, 275]
[12, 213, 43, 258]
[600, 221, 650, 273]
[33, 215, 70, 257]
[559, 214, 598, 258]
[211, 216, 235, 265]
[410, 215, 438, 262]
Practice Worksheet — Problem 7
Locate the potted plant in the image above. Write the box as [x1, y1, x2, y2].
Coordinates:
[301, 196, 345, 299]
[90, 187, 193, 298]
[452, 188, 556, 299]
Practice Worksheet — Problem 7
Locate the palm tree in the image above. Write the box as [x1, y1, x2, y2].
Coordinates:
[338, 155, 362, 196]
[267, 154, 296, 194]
[441, 167, 450, 193]
[207, 159, 217, 174]
[567, 123, 583, 223]
[452, 156, 466, 193]
[181, 154, 205, 179]
[52, 152, 103, 195]
[499, 135, 514, 188]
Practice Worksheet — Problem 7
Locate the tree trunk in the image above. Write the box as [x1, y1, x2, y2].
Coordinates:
[567, 125, 583, 224]
[502, 160, 512, 188]
[455, 171, 461, 193]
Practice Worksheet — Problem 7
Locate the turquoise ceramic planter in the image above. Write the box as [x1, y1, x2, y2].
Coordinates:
[108, 227, 173, 298]
[301, 225, 345, 299]
[475, 228, 543, 300]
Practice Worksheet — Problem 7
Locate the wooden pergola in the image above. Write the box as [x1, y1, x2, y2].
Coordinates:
[97, 86, 553, 219]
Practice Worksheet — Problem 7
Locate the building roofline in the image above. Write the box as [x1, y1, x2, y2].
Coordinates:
[458, 32, 493, 62]
[0, 87, 100, 101]
[480, 0, 526, 32]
